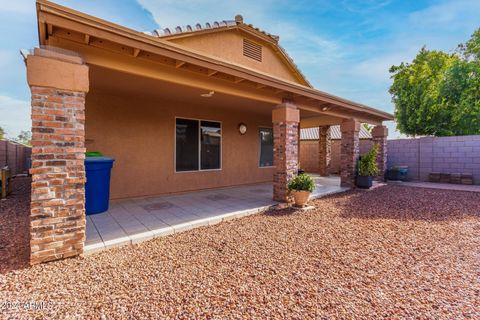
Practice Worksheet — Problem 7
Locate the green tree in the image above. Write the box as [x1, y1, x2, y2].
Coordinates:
[389, 28, 480, 136]
[458, 28, 480, 60]
[0, 126, 4, 140]
[14, 131, 32, 146]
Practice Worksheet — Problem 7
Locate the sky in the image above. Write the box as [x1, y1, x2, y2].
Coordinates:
[0, 0, 479, 139]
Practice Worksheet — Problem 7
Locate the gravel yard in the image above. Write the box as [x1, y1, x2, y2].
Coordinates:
[0, 177, 30, 273]
[1, 185, 479, 319]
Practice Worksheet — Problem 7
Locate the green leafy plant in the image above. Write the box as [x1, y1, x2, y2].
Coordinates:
[357, 144, 379, 177]
[288, 173, 316, 192]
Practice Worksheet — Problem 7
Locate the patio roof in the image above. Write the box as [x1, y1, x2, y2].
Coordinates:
[34, 0, 394, 125]
[300, 125, 372, 140]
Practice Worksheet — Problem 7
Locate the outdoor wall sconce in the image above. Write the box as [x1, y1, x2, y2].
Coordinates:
[200, 91, 215, 98]
[238, 123, 247, 135]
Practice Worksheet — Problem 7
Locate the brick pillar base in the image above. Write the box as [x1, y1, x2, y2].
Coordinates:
[372, 125, 388, 181]
[319, 126, 331, 176]
[272, 103, 300, 202]
[340, 119, 360, 188]
[27, 49, 89, 264]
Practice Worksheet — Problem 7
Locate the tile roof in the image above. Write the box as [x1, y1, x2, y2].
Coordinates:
[149, 15, 280, 42]
[300, 125, 372, 140]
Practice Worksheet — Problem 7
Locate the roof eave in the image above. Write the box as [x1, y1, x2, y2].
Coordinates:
[35, 0, 394, 122]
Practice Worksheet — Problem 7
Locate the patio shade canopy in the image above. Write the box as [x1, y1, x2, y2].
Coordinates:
[34, 0, 393, 125]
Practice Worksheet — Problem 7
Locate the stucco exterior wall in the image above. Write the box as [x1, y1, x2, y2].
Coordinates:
[170, 30, 301, 84]
[300, 140, 373, 174]
[85, 92, 274, 199]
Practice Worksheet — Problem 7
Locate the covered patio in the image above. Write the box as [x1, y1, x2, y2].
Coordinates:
[85, 175, 346, 253]
[25, 1, 393, 265]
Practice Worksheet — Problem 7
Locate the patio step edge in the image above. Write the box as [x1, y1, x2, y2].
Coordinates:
[83, 204, 276, 256]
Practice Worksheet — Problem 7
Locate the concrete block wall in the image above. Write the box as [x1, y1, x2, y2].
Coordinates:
[387, 135, 480, 184]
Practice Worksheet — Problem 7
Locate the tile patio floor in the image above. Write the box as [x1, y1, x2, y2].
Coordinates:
[85, 175, 347, 254]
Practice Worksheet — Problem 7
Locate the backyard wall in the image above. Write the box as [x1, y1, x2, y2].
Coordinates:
[300, 140, 373, 174]
[388, 136, 480, 184]
[0, 140, 31, 175]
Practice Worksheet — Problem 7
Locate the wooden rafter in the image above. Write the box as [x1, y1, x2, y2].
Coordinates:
[133, 48, 140, 57]
[207, 69, 218, 77]
[175, 60, 186, 68]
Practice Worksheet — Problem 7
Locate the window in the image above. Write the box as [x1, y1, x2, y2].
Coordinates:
[259, 128, 273, 167]
[200, 121, 221, 170]
[243, 39, 262, 62]
[175, 118, 221, 172]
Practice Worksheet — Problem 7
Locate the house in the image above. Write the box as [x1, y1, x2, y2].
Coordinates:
[299, 126, 374, 174]
[26, 0, 393, 264]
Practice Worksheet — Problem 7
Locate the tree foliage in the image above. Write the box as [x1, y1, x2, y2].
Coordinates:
[14, 131, 32, 146]
[389, 28, 480, 136]
[0, 126, 4, 140]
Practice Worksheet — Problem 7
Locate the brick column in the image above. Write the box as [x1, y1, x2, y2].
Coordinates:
[272, 102, 300, 202]
[372, 125, 388, 181]
[318, 126, 331, 176]
[27, 48, 89, 264]
[340, 119, 360, 188]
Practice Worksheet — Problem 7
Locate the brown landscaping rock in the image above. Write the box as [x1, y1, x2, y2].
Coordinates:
[0, 177, 31, 273]
[1, 185, 479, 318]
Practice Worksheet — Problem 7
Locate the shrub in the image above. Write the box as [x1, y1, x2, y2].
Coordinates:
[288, 173, 316, 192]
[357, 144, 379, 177]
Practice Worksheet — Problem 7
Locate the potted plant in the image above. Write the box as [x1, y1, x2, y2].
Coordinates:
[356, 144, 379, 189]
[288, 173, 316, 207]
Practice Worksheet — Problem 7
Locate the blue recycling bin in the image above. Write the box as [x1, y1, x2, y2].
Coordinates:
[85, 157, 115, 215]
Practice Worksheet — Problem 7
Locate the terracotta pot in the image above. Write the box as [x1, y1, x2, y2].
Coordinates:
[293, 190, 310, 207]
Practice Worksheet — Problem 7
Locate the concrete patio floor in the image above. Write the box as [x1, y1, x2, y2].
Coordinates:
[85, 175, 347, 254]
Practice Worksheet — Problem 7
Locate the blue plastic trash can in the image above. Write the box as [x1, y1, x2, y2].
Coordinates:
[85, 157, 115, 215]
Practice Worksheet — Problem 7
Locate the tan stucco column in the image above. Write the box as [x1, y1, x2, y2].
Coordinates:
[272, 102, 300, 202]
[340, 119, 360, 188]
[372, 125, 388, 181]
[27, 48, 89, 264]
[318, 126, 331, 176]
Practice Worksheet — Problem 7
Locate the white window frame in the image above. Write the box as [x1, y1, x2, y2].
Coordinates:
[174, 117, 223, 173]
[258, 126, 274, 168]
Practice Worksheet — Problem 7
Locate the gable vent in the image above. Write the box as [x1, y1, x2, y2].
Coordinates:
[243, 39, 262, 62]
